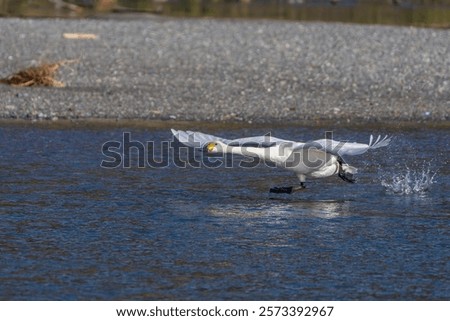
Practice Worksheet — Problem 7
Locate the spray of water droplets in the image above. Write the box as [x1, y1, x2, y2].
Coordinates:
[381, 166, 437, 195]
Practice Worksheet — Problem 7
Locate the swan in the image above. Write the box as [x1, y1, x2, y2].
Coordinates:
[171, 129, 391, 193]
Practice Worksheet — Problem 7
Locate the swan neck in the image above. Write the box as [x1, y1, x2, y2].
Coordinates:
[223, 144, 267, 160]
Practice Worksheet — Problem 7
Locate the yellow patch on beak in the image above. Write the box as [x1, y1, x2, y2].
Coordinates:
[206, 142, 215, 152]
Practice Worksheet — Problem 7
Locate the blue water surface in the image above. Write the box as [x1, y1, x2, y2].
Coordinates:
[0, 124, 448, 300]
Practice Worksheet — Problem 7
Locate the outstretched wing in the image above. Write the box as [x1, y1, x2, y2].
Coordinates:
[171, 129, 231, 148]
[171, 129, 293, 148]
[172, 129, 391, 156]
[309, 135, 391, 156]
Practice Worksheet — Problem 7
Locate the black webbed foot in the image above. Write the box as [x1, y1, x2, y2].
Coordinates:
[337, 156, 356, 184]
[338, 171, 355, 183]
[270, 186, 294, 194]
[269, 184, 306, 194]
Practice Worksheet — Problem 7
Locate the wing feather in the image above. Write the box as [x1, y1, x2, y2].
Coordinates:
[171, 129, 391, 156]
[307, 135, 391, 156]
[171, 129, 293, 148]
[171, 129, 231, 148]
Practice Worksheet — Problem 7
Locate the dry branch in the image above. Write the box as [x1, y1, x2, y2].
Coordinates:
[0, 60, 77, 87]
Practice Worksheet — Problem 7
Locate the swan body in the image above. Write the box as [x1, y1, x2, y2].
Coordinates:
[171, 129, 391, 193]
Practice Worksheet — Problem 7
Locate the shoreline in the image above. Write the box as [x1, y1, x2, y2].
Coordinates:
[1, 118, 448, 131]
[0, 17, 449, 124]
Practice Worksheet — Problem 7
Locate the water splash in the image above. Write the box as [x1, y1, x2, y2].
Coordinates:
[381, 167, 437, 195]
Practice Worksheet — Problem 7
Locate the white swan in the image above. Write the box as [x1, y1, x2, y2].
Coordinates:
[171, 129, 391, 193]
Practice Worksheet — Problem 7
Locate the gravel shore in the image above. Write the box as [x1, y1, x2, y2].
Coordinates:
[0, 16, 449, 123]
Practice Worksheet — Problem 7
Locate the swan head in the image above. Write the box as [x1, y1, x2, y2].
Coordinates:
[206, 141, 225, 153]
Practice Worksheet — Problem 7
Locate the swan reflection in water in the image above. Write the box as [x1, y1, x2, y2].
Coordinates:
[206, 199, 349, 220]
[204, 199, 351, 250]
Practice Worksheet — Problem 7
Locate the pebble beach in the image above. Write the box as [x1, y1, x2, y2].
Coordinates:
[0, 16, 449, 124]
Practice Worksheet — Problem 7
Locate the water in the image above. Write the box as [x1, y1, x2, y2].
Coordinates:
[381, 167, 437, 195]
[0, 123, 449, 300]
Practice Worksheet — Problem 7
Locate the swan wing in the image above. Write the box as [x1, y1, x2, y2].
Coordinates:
[308, 135, 391, 156]
[172, 129, 390, 156]
[171, 129, 293, 148]
[171, 129, 232, 148]
[228, 135, 294, 147]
